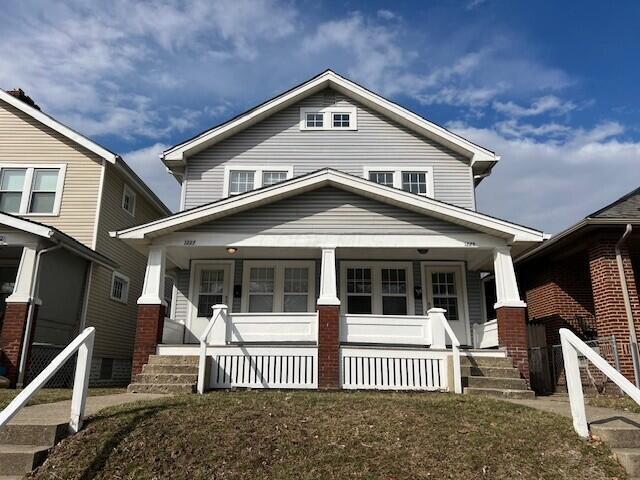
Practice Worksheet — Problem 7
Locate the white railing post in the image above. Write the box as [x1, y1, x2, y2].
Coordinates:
[69, 331, 94, 433]
[427, 308, 462, 394]
[560, 332, 588, 438]
[197, 304, 228, 395]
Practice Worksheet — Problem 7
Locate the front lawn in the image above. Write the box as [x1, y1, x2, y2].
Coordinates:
[0, 387, 126, 410]
[588, 394, 640, 414]
[29, 391, 625, 480]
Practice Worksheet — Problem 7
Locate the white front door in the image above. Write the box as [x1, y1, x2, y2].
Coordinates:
[188, 263, 232, 342]
[422, 263, 470, 346]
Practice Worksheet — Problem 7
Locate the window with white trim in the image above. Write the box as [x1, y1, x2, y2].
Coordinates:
[110, 272, 129, 304]
[305, 112, 324, 128]
[223, 166, 293, 197]
[122, 184, 136, 216]
[332, 112, 351, 128]
[341, 262, 414, 315]
[363, 167, 434, 198]
[242, 261, 315, 313]
[0, 165, 65, 215]
[300, 107, 357, 131]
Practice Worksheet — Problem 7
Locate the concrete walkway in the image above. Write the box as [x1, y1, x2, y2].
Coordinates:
[7, 393, 167, 425]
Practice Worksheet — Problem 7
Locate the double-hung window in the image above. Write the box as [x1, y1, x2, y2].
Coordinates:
[122, 185, 136, 216]
[224, 166, 293, 197]
[242, 261, 315, 313]
[363, 166, 433, 198]
[110, 272, 130, 304]
[0, 165, 65, 215]
[341, 262, 414, 316]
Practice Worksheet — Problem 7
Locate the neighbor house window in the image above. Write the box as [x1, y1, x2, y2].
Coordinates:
[300, 107, 357, 130]
[110, 272, 130, 304]
[363, 167, 433, 198]
[0, 165, 65, 215]
[305, 112, 324, 128]
[242, 261, 315, 313]
[332, 112, 350, 128]
[122, 184, 136, 216]
[341, 262, 414, 316]
[224, 166, 293, 197]
[99, 358, 114, 380]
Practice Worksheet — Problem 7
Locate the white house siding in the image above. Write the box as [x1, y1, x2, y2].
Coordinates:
[0, 99, 103, 247]
[183, 88, 475, 210]
[185, 187, 475, 236]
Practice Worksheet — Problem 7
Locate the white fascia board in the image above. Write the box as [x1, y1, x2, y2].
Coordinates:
[0, 213, 54, 239]
[112, 169, 543, 243]
[0, 91, 118, 164]
[162, 71, 498, 164]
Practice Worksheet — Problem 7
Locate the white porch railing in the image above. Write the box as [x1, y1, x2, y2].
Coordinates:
[340, 314, 431, 345]
[473, 319, 498, 349]
[0, 327, 95, 433]
[197, 305, 228, 394]
[229, 312, 317, 343]
[162, 317, 185, 344]
[560, 328, 640, 438]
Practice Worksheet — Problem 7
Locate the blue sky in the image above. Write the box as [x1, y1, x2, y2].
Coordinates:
[1, 0, 639, 233]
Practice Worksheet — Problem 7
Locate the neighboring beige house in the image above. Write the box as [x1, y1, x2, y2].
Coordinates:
[0, 89, 170, 387]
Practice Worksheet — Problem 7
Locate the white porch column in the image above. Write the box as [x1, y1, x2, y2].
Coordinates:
[6, 245, 40, 304]
[317, 248, 340, 306]
[137, 245, 167, 306]
[493, 246, 526, 309]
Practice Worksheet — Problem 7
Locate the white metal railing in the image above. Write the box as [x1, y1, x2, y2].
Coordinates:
[427, 308, 462, 394]
[473, 319, 498, 349]
[197, 304, 228, 394]
[0, 327, 95, 433]
[560, 328, 640, 438]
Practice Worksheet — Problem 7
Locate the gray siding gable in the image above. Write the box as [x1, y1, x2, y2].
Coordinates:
[184, 88, 476, 210]
[184, 186, 475, 235]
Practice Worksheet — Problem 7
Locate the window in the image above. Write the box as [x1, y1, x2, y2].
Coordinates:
[332, 112, 350, 128]
[99, 358, 114, 380]
[110, 272, 130, 304]
[223, 166, 293, 197]
[341, 262, 414, 315]
[0, 165, 65, 215]
[363, 166, 433, 198]
[122, 184, 136, 216]
[242, 261, 315, 312]
[300, 107, 357, 130]
[197, 269, 225, 317]
[305, 112, 324, 128]
[431, 272, 459, 321]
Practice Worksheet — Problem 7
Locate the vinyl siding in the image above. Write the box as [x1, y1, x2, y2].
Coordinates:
[466, 269, 483, 326]
[184, 88, 475, 210]
[0, 99, 103, 246]
[186, 187, 475, 236]
[85, 165, 166, 358]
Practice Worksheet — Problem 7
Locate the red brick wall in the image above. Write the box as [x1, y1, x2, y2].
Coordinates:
[317, 305, 339, 389]
[131, 304, 165, 378]
[589, 235, 640, 382]
[0, 302, 31, 387]
[496, 306, 529, 382]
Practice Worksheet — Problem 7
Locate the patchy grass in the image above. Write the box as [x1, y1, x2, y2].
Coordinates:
[0, 387, 126, 410]
[587, 394, 640, 414]
[29, 391, 626, 480]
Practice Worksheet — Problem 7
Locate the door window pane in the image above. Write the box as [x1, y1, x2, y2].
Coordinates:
[369, 171, 394, 187]
[197, 270, 224, 317]
[284, 267, 309, 312]
[402, 172, 427, 195]
[248, 267, 274, 312]
[229, 171, 255, 195]
[262, 171, 288, 187]
[431, 272, 459, 320]
[0, 169, 25, 213]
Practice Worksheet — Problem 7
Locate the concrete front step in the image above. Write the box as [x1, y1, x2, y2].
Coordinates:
[134, 373, 198, 385]
[613, 448, 640, 477]
[147, 355, 198, 366]
[142, 364, 198, 374]
[465, 376, 528, 391]
[128, 383, 195, 394]
[461, 365, 521, 379]
[0, 444, 50, 475]
[460, 356, 513, 368]
[0, 423, 68, 446]
[464, 387, 535, 400]
[591, 423, 640, 449]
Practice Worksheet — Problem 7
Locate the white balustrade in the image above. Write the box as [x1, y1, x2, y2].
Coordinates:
[197, 304, 228, 394]
[229, 312, 317, 343]
[473, 319, 498, 349]
[427, 308, 462, 394]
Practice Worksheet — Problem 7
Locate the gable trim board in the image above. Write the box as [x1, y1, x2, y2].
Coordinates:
[162, 70, 499, 177]
[0, 90, 171, 216]
[112, 169, 543, 245]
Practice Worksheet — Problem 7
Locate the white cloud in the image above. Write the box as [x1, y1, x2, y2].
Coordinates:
[493, 95, 577, 117]
[377, 9, 397, 20]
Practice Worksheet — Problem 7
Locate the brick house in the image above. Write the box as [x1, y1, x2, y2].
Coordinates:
[515, 187, 640, 383]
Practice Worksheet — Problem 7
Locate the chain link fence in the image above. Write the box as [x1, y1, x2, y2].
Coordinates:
[24, 343, 76, 388]
[529, 336, 620, 395]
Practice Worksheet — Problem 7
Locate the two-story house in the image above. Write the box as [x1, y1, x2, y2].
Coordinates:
[114, 70, 545, 395]
[0, 89, 170, 387]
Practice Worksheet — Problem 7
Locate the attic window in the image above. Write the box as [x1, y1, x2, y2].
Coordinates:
[305, 113, 324, 128]
[300, 107, 357, 131]
[122, 185, 136, 216]
[333, 113, 350, 128]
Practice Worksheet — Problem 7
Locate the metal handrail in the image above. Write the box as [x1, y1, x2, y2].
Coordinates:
[560, 328, 640, 438]
[0, 327, 95, 433]
[197, 304, 228, 394]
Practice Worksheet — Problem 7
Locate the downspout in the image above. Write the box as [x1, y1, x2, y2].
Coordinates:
[614, 224, 639, 387]
[16, 242, 63, 388]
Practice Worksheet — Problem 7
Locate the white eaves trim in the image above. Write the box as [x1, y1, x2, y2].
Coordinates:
[0, 90, 118, 164]
[162, 70, 498, 165]
[111, 169, 543, 243]
[0, 212, 54, 238]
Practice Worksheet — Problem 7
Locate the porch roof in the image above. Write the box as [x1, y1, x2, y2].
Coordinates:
[112, 169, 544, 246]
